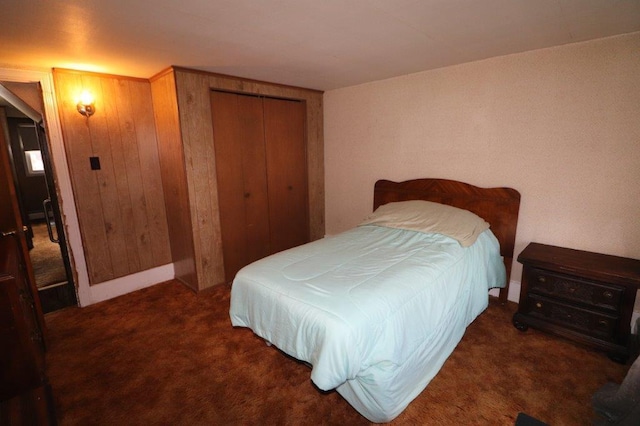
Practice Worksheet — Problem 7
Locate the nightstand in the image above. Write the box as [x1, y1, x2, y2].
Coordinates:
[512, 243, 640, 363]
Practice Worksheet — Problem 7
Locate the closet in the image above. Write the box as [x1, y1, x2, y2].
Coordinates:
[150, 67, 324, 292]
[211, 91, 309, 283]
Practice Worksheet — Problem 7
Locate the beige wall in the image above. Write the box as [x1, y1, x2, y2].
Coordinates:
[324, 32, 640, 295]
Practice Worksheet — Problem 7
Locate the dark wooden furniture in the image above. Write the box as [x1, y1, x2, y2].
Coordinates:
[1, 107, 56, 424]
[513, 243, 640, 362]
[0, 385, 56, 426]
[373, 178, 521, 303]
[0, 237, 56, 425]
[0, 272, 44, 401]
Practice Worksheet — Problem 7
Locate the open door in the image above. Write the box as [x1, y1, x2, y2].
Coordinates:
[0, 82, 76, 313]
[0, 111, 47, 400]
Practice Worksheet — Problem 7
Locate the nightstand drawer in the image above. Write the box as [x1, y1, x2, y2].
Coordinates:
[515, 243, 640, 363]
[526, 267, 623, 311]
[525, 294, 619, 341]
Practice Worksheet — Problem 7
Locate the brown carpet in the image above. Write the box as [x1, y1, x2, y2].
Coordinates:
[44, 280, 629, 425]
[30, 222, 67, 288]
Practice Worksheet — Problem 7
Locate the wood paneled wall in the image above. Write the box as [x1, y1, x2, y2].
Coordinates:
[53, 69, 171, 285]
[150, 67, 324, 291]
[148, 70, 198, 290]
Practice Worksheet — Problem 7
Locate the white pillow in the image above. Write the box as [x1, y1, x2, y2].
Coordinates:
[359, 200, 490, 247]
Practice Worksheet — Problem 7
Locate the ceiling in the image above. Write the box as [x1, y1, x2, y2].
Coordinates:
[2, 0, 640, 91]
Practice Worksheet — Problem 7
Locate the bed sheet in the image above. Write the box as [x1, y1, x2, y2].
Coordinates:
[229, 225, 505, 422]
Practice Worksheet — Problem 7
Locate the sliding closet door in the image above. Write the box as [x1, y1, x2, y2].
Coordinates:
[211, 91, 270, 283]
[263, 97, 309, 253]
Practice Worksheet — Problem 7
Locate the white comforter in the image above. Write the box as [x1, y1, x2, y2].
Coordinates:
[230, 225, 505, 422]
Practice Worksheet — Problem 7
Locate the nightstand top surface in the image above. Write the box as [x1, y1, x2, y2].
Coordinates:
[518, 243, 640, 287]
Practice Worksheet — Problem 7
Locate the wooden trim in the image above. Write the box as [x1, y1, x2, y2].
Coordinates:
[174, 70, 223, 289]
[149, 70, 199, 290]
[170, 66, 324, 94]
[149, 67, 175, 82]
[53, 68, 150, 83]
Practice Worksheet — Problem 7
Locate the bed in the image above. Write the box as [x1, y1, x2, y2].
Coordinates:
[229, 178, 521, 422]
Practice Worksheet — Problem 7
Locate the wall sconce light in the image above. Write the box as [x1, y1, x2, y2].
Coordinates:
[77, 90, 95, 117]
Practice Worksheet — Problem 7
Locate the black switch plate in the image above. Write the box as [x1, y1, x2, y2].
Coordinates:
[90, 156, 101, 170]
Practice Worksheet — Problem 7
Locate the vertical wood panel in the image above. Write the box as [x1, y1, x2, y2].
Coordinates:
[110, 78, 152, 271]
[53, 69, 171, 285]
[129, 81, 172, 267]
[100, 77, 140, 274]
[53, 71, 113, 282]
[82, 74, 131, 279]
[305, 94, 324, 241]
[175, 71, 225, 289]
[149, 70, 198, 290]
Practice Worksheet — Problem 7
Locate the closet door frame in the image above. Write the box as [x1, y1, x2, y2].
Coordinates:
[153, 67, 323, 291]
[211, 90, 310, 282]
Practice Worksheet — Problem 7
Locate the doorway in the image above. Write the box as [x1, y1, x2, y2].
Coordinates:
[0, 82, 77, 313]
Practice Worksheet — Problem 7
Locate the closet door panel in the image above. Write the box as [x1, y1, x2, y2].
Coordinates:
[211, 91, 269, 282]
[237, 95, 271, 264]
[263, 97, 309, 253]
[211, 91, 245, 282]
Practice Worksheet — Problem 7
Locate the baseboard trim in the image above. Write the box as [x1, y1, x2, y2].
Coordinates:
[78, 263, 175, 306]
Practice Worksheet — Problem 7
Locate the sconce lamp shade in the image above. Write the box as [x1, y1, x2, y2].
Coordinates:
[77, 90, 95, 117]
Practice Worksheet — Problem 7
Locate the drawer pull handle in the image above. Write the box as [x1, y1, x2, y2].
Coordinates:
[535, 302, 542, 309]
[599, 320, 609, 327]
[603, 291, 613, 299]
[537, 276, 546, 283]
[569, 287, 576, 293]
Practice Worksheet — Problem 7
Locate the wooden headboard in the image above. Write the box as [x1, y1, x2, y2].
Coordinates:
[373, 178, 521, 303]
